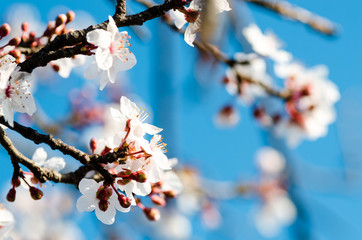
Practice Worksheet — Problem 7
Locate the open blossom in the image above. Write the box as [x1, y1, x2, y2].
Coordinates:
[224, 53, 271, 105]
[76, 178, 130, 225]
[169, 0, 231, 46]
[0, 206, 14, 239]
[0, 55, 36, 126]
[111, 96, 162, 144]
[32, 147, 66, 171]
[84, 16, 136, 90]
[52, 55, 86, 78]
[242, 24, 291, 63]
[273, 62, 340, 147]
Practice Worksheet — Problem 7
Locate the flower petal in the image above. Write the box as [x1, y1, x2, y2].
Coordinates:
[44, 157, 66, 171]
[32, 147, 47, 166]
[95, 205, 116, 225]
[76, 195, 96, 212]
[86, 29, 112, 49]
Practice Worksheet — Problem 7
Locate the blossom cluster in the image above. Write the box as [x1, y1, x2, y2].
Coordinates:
[76, 96, 182, 224]
[221, 24, 340, 147]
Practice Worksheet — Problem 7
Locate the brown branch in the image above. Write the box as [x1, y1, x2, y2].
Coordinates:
[245, 0, 338, 36]
[18, 0, 189, 73]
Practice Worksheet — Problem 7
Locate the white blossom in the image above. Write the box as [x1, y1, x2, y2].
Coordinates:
[84, 16, 136, 90]
[243, 24, 292, 63]
[169, 0, 231, 47]
[32, 147, 66, 172]
[274, 62, 340, 147]
[76, 178, 129, 225]
[0, 206, 15, 239]
[52, 55, 86, 78]
[0, 55, 36, 126]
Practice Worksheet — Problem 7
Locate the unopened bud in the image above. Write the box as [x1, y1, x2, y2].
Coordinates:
[9, 49, 21, 59]
[43, 22, 55, 37]
[163, 190, 177, 198]
[118, 194, 131, 208]
[28, 31, 36, 41]
[11, 177, 20, 188]
[30, 176, 39, 185]
[52, 64, 60, 72]
[8, 37, 21, 46]
[143, 207, 160, 221]
[66, 11, 75, 23]
[90, 138, 97, 153]
[117, 179, 131, 185]
[98, 199, 109, 212]
[29, 186, 43, 200]
[21, 22, 29, 32]
[56, 14, 67, 26]
[6, 188, 16, 202]
[150, 194, 166, 206]
[0, 23, 11, 37]
[130, 170, 147, 183]
[54, 25, 65, 35]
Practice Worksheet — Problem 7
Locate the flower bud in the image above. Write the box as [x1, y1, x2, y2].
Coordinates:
[118, 194, 131, 208]
[6, 188, 16, 202]
[150, 194, 166, 206]
[0, 23, 11, 37]
[98, 199, 109, 212]
[21, 22, 29, 32]
[117, 179, 131, 185]
[11, 177, 20, 188]
[54, 25, 65, 35]
[8, 37, 21, 47]
[29, 186, 43, 200]
[143, 207, 160, 221]
[90, 138, 97, 153]
[56, 14, 67, 26]
[9, 49, 21, 59]
[130, 170, 147, 183]
[30, 176, 39, 185]
[52, 64, 60, 72]
[163, 190, 177, 198]
[28, 31, 36, 41]
[66, 11, 75, 23]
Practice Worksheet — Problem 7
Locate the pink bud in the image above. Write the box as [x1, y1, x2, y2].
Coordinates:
[9, 49, 21, 59]
[8, 37, 21, 47]
[56, 14, 67, 26]
[163, 190, 177, 198]
[6, 188, 16, 202]
[21, 22, 29, 32]
[28, 31, 36, 41]
[29, 186, 43, 200]
[118, 194, 131, 208]
[0, 23, 11, 37]
[66, 11, 75, 23]
[90, 138, 97, 153]
[150, 194, 166, 206]
[143, 207, 160, 221]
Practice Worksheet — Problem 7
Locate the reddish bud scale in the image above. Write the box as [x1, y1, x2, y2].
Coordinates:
[29, 187, 43, 200]
[0, 23, 11, 37]
[143, 207, 161, 221]
[52, 64, 60, 72]
[6, 188, 16, 202]
[185, 10, 200, 23]
[30, 176, 39, 185]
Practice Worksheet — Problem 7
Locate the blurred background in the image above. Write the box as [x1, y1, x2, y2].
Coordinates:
[1, 0, 362, 239]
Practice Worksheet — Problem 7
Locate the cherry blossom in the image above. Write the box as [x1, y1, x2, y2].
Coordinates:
[76, 178, 130, 225]
[0, 206, 14, 239]
[0, 55, 36, 126]
[274, 62, 340, 147]
[84, 16, 136, 90]
[31, 147, 66, 172]
[169, 0, 231, 46]
[242, 24, 292, 63]
[111, 96, 162, 143]
[224, 53, 270, 104]
[52, 55, 86, 78]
